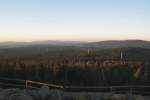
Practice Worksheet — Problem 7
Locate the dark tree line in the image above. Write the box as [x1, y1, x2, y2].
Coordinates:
[0, 60, 150, 86]
[0, 46, 150, 86]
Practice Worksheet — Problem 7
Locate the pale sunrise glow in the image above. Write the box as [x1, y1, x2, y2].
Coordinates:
[0, 0, 150, 42]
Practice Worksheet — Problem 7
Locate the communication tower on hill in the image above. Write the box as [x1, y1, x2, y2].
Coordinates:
[121, 51, 123, 59]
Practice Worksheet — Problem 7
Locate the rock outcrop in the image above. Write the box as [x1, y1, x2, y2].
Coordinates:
[0, 86, 149, 100]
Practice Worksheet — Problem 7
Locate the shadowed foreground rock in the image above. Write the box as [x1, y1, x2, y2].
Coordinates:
[0, 86, 149, 100]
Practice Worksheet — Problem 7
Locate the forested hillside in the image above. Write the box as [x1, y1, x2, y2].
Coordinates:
[0, 45, 150, 86]
[85, 40, 150, 49]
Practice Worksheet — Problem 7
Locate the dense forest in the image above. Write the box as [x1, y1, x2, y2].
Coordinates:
[0, 45, 150, 86]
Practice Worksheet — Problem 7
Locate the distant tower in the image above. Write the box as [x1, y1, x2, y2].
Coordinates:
[121, 51, 123, 59]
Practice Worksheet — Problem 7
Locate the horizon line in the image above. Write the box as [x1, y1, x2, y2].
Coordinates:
[0, 39, 149, 43]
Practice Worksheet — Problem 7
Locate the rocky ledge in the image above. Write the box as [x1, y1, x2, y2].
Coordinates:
[0, 86, 149, 100]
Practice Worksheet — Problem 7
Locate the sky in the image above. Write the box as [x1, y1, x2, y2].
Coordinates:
[0, 0, 150, 42]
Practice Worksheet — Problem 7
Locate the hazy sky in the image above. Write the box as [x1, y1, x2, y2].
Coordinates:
[0, 0, 150, 42]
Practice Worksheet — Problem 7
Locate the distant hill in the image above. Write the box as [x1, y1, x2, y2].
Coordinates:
[0, 44, 149, 61]
[0, 42, 29, 48]
[0, 40, 84, 48]
[85, 40, 150, 49]
[0, 40, 150, 49]
[95, 47, 150, 61]
[31, 40, 84, 46]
